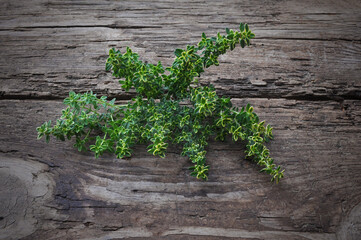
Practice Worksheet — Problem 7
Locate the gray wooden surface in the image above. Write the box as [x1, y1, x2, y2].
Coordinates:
[0, 0, 360, 239]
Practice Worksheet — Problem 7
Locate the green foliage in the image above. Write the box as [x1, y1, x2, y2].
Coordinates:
[37, 23, 284, 183]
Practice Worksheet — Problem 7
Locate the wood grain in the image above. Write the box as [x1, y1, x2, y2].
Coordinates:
[0, 0, 360, 239]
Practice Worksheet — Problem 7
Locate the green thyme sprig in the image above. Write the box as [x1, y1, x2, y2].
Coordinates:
[37, 23, 284, 182]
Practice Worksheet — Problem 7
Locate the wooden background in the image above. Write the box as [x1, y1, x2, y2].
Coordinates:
[1, 0, 360, 239]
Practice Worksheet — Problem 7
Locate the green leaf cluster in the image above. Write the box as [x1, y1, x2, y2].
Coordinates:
[37, 23, 284, 182]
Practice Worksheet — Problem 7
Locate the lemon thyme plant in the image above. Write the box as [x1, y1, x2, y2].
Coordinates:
[37, 23, 284, 182]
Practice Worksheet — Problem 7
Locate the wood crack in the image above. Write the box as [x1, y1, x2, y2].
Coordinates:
[257, 37, 361, 42]
[2, 94, 360, 103]
[0, 24, 163, 31]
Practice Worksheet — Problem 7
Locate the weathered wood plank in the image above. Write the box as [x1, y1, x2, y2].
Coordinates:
[1, 0, 360, 40]
[1, 28, 360, 100]
[0, 99, 360, 239]
[0, 0, 360, 100]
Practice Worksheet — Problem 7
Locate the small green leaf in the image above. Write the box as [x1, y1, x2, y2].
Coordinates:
[105, 62, 112, 71]
[240, 39, 246, 48]
[245, 23, 249, 32]
[239, 23, 245, 32]
[245, 38, 250, 46]
[174, 49, 183, 57]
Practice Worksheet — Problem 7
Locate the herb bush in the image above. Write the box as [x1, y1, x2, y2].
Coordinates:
[37, 23, 284, 182]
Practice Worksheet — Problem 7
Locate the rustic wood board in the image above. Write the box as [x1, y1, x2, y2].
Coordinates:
[0, 0, 361, 239]
[0, 0, 360, 100]
[1, 99, 361, 239]
[1, 29, 360, 101]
